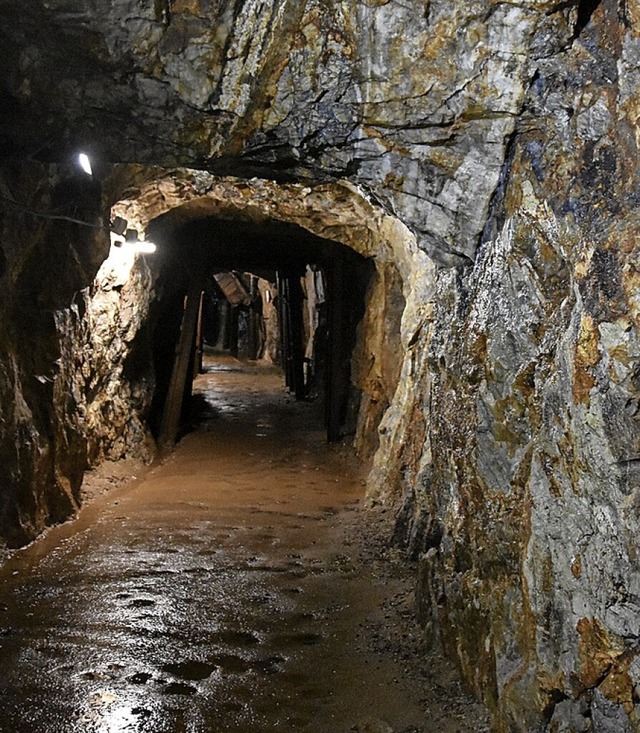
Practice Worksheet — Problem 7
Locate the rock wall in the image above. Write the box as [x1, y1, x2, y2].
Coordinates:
[352, 260, 405, 459]
[392, 2, 640, 731]
[0, 165, 155, 545]
[81, 242, 156, 466]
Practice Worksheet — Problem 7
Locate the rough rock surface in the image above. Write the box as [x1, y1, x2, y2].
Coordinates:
[392, 3, 640, 731]
[1, 0, 542, 264]
[0, 166, 155, 544]
[1, 1, 639, 731]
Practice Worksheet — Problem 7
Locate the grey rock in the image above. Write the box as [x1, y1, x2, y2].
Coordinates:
[591, 690, 633, 733]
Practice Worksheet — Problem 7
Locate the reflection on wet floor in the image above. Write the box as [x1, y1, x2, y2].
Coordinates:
[0, 357, 488, 733]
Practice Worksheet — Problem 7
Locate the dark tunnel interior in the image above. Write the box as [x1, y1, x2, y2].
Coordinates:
[145, 214, 374, 448]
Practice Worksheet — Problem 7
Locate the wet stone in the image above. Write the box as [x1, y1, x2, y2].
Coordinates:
[252, 655, 286, 675]
[273, 632, 324, 647]
[128, 598, 156, 608]
[212, 630, 260, 646]
[128, 672, 153, 684]
[162, 681, 197, 696]
[78, 670, 110, 682]
[283, 586, 304, 595]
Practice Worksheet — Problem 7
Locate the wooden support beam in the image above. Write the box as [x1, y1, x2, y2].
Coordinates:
[193, 289, 205, 380]
[288, 272, 306, 400]
[327, 252, 344, 443]
[247, 275, 260, 361]
[276, 271, 292, 389]
[228, 306, 239, 358]
[277, 269, 306, 398]
[217, 301, 230, 351]
[158, 279, 204, 453]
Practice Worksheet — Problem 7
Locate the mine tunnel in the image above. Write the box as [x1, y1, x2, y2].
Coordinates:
[145, 213, 374, 449]
[0, 165, 462, 732]
[2, 1, 639, 731]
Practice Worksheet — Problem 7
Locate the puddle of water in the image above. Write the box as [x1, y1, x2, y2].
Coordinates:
[211, 630, 260, 646]
[162, 681, 197, 696]
[162, 661, 217, 680]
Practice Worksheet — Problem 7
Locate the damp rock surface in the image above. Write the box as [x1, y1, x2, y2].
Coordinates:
[0, 164, 155, 547]
[387, 4, 640, 731]
[0, 0, 550, 261]
[0, 358, 489, 733]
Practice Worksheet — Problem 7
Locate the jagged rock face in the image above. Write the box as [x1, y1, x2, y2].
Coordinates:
[393, 3, 640, 731]
[81, 246, 156, 466]
[0, 0, 552, 265]
[0, 164, 102, 543]
[0, 165, 155, 544]
[1, 0, 640, 730]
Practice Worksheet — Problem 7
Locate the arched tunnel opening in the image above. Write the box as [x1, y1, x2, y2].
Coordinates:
[145, 214, 375, 449]
[0, 165, 478, 732]
[96, 171, 417, 479]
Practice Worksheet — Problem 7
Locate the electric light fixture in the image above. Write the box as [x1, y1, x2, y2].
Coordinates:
[77, 152, 93, 176]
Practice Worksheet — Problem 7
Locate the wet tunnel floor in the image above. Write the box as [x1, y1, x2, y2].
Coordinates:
[0, 358, 490, 733]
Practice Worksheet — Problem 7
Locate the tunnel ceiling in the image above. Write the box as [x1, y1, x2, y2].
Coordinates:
[110, 171, 428, 278]
[0, 0, 576, 265]
[157, 215, 360, 274]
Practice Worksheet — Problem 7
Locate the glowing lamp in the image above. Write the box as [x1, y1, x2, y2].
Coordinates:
[78, 152, 93, 176]
[131, 241, 157, 254]
[120, 228, 157, 254]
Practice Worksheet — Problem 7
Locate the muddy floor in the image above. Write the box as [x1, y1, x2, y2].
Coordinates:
[0, 358, 490, 733]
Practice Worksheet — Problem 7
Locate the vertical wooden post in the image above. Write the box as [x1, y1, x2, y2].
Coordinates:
[212, 300, 224, 351]
[228, 307, 239, 358]
[193, 289, 205, 379]
[276, 271, 292, 389]
[277, 269, 306, 398]
[220, 301, 231, 351]
[288, 270, 306, 400]
[247, 275, 259, 361]
[158, 279, 204, 453]
[327, 251, 344, 442]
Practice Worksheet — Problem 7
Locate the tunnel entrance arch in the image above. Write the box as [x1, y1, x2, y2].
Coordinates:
[108, 170, 434, 504]
[149, 215, 374, 449]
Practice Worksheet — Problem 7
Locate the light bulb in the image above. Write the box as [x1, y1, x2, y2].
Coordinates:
[131, 241, 157, 254]
[78, 152, 93, 176]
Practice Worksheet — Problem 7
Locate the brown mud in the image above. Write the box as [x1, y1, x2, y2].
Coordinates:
[0, 357, 490, 733]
